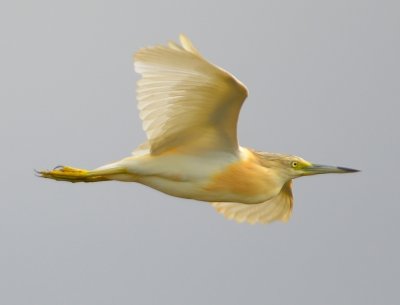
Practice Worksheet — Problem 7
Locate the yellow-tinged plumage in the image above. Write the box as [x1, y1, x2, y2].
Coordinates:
[205, 151, 274, 197]
[38, 35, 359, 225]
[134, 35, 247, 155]
[211, 181, 293, 224]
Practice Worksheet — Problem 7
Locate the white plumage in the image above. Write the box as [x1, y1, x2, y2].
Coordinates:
[39, 34, 358, 225]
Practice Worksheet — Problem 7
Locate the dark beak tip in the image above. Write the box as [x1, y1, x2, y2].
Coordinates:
[337, 167, 360, 173]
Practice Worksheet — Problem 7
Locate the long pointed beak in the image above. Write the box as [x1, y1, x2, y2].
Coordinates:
[304, 163, 360, 175]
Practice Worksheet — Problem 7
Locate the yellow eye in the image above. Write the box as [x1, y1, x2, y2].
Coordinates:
[291, 161, 298, 168]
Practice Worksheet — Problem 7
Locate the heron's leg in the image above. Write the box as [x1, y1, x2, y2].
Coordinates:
[37, 166, 110, 183]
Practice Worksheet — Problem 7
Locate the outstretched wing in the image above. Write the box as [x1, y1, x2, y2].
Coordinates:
[134, 34, 248, 155]
[211, 181, 294, 224]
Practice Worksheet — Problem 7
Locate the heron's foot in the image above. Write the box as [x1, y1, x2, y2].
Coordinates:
[36, 166, 106, 183]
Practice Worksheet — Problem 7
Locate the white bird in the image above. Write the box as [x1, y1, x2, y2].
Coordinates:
[38, 34, 358, 224]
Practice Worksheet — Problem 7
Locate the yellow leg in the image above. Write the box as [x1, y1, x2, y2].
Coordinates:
[37, 166, 109, 183]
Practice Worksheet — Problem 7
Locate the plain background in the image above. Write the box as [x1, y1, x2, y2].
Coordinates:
[1, 0, 399, 304]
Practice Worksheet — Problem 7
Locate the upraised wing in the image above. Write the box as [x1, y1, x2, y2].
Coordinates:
[211, 181, 294, 224]
[134, 34, 248, 155]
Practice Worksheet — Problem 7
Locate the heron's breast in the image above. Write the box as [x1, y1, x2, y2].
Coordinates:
[203, 158, 279, 199]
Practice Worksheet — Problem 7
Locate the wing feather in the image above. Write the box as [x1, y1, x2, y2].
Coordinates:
[133, 34, 248, 155]
[211, 181, 294, 224]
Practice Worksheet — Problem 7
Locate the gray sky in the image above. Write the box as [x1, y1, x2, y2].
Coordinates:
[1, 0, 399, 304]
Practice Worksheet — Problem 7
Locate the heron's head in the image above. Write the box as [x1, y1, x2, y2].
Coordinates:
[255, 152, 359, 180]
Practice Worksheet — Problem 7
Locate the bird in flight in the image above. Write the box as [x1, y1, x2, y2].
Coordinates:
[38, 34, 359, 224]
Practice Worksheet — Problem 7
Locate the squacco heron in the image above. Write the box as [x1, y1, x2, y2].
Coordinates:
[38, 34, 359, 224]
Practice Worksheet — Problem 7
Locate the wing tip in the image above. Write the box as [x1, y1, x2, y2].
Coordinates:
[133, 33, 199, 64]
[211, 181, 294, 225]
[179, 33, 201, 56]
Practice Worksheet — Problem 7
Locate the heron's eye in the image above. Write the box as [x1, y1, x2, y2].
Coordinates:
[291, 161, 298, 168]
